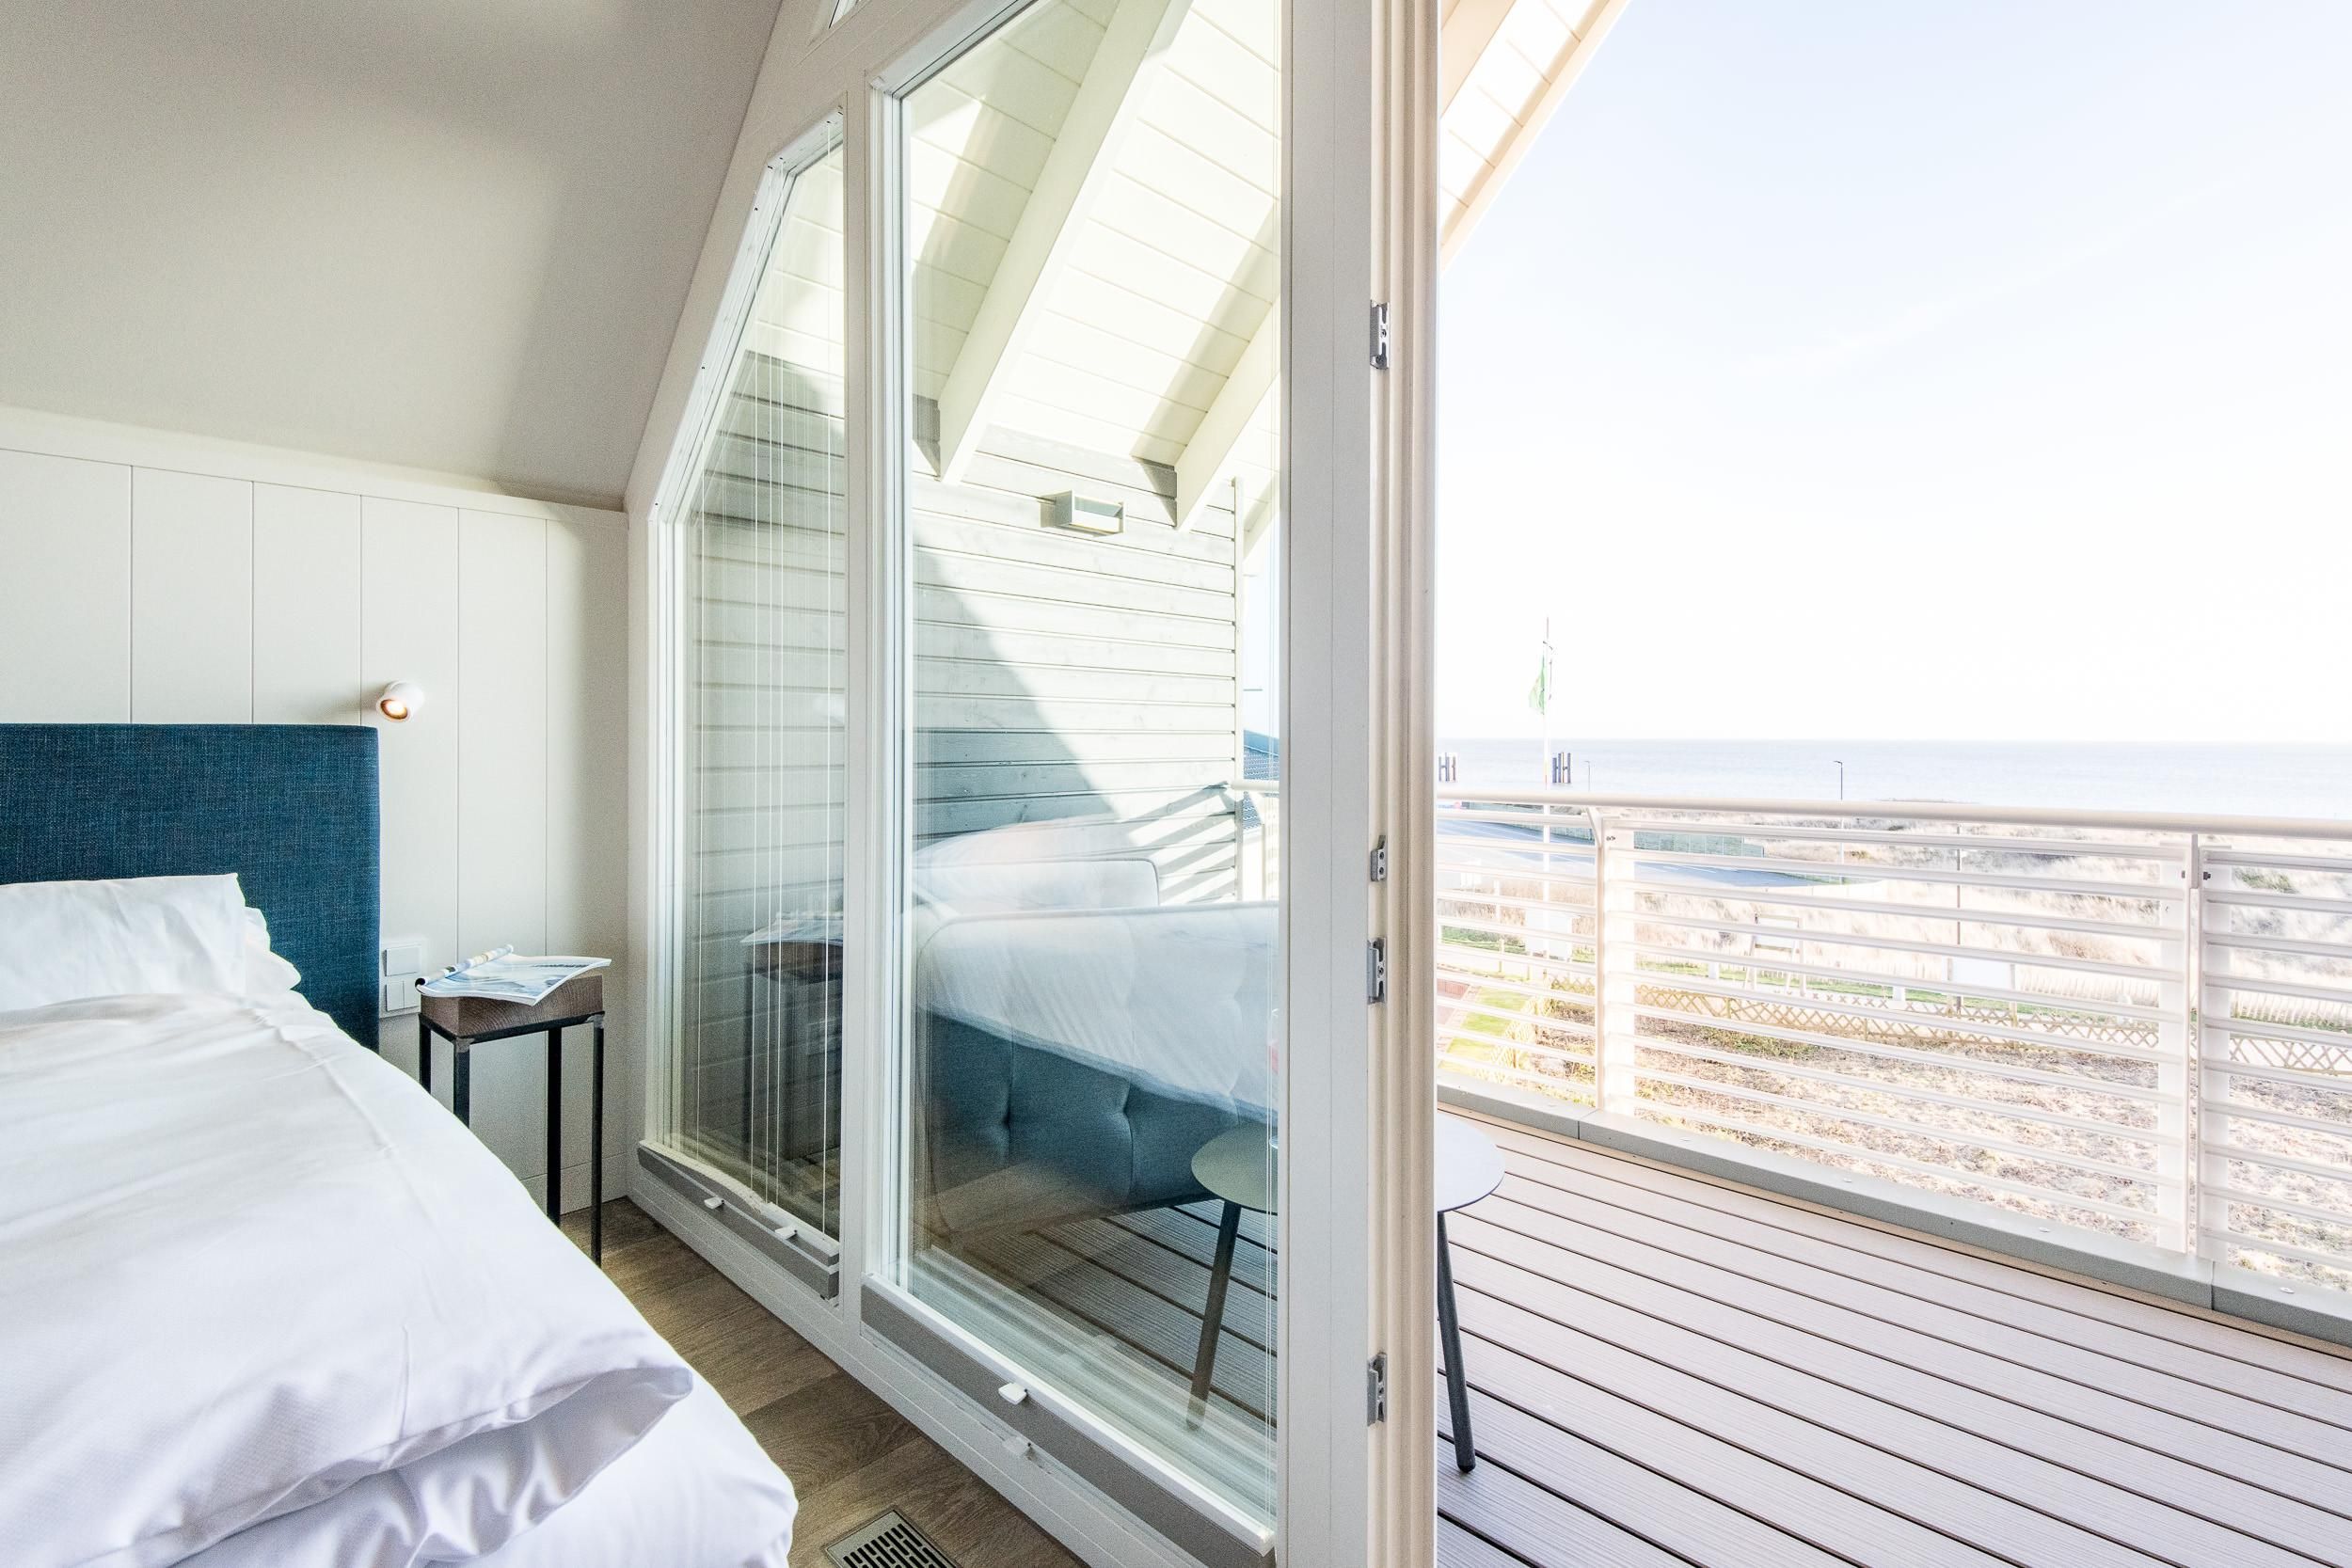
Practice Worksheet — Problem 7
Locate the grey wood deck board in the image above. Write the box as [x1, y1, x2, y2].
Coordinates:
[1467, 1165, 2352, 1516]
[960, 1228, 1275, 1419]
[1108, 1201, 1279, 1283]
[1452, 1330, 2011, 1566]
[1433, 1438, 1694, 1568]
[1494, 1127, 2352, 1390]
[1441, 1384, 1841, 1568]
[1450, 1223, 2330, 1568]
[1436, 1514, 1546, 1568]
[1481, 1160, 2352, 1466]
[1103, 1204, 1279, 1299]
[1447, 1206, 2352, 1567]
[1455, 1283, 2171, 1568]
[921, 1114, 2352, 1568]
[1436, 1114, 2352, 1567]
[1483, 1124, 2352, 1421]
[1047, 1212, 1277, 1342]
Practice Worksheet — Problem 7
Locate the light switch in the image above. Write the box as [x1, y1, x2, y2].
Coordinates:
[381, 979, 419, 1016]
[382, 938, 424, 976]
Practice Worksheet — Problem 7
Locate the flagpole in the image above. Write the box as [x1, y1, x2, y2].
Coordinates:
[1534, 616, 1550, 786]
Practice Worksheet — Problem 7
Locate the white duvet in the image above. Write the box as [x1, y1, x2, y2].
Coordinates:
[0, 992, 692, 1568]
[915, 901, 1279, 1114]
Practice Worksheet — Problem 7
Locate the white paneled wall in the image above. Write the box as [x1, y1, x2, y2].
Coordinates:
[254, 486, 363, 723]
[0, 409, 630, 1212]
[0, 450, 131, 717]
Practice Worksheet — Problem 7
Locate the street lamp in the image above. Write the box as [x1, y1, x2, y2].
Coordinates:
[1835, 759, 1846, 800]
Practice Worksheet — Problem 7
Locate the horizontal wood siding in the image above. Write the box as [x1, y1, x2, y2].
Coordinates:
[910, 416, 1242, 903]
[680, 378, 1243, 1122]
[675, 142, 850, 1215]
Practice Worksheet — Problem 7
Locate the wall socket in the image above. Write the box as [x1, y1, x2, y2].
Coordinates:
[381, 937, 425, 1015]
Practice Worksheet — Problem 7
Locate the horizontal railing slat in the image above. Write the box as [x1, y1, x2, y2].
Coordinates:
[1429, 788, 2352, 1291]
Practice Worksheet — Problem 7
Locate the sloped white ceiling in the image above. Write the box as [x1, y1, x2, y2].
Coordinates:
[0, 0, 785, 507]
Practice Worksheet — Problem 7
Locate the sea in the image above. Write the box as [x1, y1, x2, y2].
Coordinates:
[1437, 738, 2352, 822]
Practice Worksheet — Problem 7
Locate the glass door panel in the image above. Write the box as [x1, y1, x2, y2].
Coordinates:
[672, 129, 849, 1238]
[896, 0, 1283, 1526]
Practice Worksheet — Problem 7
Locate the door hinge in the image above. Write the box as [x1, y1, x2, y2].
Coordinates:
[1368, 835, 1389, 882]
[1370, 301, 1391, 370]
[1366, 937, 1388, 1004]
[1367, 1353, 1389, 1424]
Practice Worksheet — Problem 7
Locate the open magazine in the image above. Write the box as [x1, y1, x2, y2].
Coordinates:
[419, 947, 610, 1006]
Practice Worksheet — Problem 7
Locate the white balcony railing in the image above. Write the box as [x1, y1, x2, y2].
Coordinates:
[1436, 789, 2352, 1295]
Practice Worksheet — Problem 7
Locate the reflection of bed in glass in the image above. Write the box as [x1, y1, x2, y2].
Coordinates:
[904, 826, 1279, 1517]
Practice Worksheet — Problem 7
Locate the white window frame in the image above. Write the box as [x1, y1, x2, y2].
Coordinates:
[625, 0, 1438, 1559]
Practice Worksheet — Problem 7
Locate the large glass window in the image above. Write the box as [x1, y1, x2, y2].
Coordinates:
[670, 129, 848, 1238]
[895, 0, 1283, 1525]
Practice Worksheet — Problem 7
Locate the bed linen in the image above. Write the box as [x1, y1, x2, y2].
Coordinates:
[0, 874, 251, 1011]
[189, 1376, 795, 1568]
[0, 991, 691, 1568]
[915, 901, 1279, 1114]
[469, 1376, 793, 1568]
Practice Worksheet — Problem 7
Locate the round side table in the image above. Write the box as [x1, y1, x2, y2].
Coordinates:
[1186, 1117, 1503, 1469]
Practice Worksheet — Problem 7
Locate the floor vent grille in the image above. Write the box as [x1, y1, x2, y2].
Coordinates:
[824, 1509, 961, 1568]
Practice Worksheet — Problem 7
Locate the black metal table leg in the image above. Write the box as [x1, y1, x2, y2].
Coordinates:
[419, 1020, 434, 1096]
[453, 1047, 470, 1125]
[1188, 1200, 1244, 1420]
[1438, 1211, 1475, 1471]
[544, 1026, 564, 1226]
[590, 1014, 605, 1264]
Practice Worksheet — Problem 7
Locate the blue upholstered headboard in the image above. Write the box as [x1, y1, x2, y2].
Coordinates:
[0, 724, 381, 1046]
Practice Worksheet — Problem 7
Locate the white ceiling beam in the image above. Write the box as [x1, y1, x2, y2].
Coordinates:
[933, 0, 1193, 485]
[1441, 0, 1518, 112]
[1173, 0, 1627, 530]
[1173, 305, 1274, 531]
[1441, 0, 1630, 265]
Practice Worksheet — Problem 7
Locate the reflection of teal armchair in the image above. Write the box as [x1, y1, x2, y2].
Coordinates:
[910, 856, 1278, 1239]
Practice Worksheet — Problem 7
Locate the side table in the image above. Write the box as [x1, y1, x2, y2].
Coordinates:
[1185, 1115, 1504, 1469]
[418, 972, 608, 1263]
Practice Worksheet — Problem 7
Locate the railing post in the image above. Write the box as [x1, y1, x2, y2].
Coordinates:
[1231, 784, 1248, 899]
[2185, 832, 2217, 1262]
[1589, 805, 1639, 1118]
[2154, 833, 2198, 1256]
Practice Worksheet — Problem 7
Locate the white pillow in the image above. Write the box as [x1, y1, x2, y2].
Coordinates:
[238, 905, 304, 997]
[0, 874, 251, 1011]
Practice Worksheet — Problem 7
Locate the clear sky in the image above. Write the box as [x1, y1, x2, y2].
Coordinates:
[1436, 0, 2352, 743]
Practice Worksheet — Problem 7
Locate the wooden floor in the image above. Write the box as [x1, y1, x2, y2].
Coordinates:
[568, 1200, 1084, 1568]
[1438, 1112, 2352, 1568]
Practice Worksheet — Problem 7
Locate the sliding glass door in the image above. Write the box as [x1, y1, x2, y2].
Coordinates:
[669, 124, 849, 1239]
[890, 0, 1285, 1526]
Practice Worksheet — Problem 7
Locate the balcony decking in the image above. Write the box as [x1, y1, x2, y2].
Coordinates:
[1438, 1110, 2352, 1568]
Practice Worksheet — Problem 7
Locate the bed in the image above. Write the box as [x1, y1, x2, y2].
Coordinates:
[0, 724, 797, 1568]
[908, 833, 1277, 1239]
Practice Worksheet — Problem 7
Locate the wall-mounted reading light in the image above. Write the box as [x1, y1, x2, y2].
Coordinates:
[376, 681, 422, 721]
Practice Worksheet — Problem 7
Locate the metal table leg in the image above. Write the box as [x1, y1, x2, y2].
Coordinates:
[544, 1026, 564, 1226]
[1188, 1200, 1244, 1420]
[1438, 1211, 1475, 1471]
[453, 1046, 470, 1125]
[590, 1014, 606, 1264]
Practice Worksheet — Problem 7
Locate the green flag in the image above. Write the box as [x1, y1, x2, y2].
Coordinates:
[1527, 629, 1552, 718]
